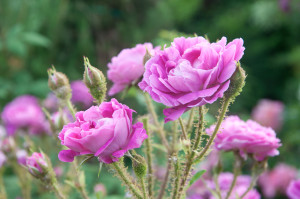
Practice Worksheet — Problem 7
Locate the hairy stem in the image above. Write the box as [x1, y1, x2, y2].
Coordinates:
[111, 162, 143, 199]
[140, 178, 148, 199]
[171, 155, 180, 199]
[157, 157, 171, 199]
[225, 152, 242, 199]
[178, 117, 188, 141]
[66, 100, 76, 119]
[196, 99, 231, 160]
[52, 183, 67, 199]
[72, 160, 89, 199]
[177, 106, 205, 199]
[144, 93, 169, 151]
[142, 119, 154, 198]
[186, 108, 194, 133]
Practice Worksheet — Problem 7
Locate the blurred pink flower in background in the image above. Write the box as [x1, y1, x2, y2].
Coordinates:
[16, 149, 28, 165]
[71, 80, 94, 109]
[206, 116, 281, 161]
[51, 109, 74, 128]
[43, 93, 59, 112]
[279, 0, 290, 12]
[54, 166, 63, 178]
[259, 163, 298, 198]
[252, 99, 284, 131]
[139, 36, 245, 122]
[1, 95, 49, 136]
[58, 98, 147, 164]
[94, 183, 107, 196]
[287, 180, 300, 199]
[108, 43, 159, 96]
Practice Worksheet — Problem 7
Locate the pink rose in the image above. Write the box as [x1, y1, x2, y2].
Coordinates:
[58, 98, 148, 164]
[1, 95, 49, 135]
[252, 99, 284, 131]
[71, 80, 94, 109]
[259, 163, 297, 198]
[210, 173, 260, 199]
[139, 36, 245, 122]
[206, 116, 281, 161]
[24, 152, 47, 175]
[287, 180, 300, 199]
[108, 43, 159, 96]
[43, 93, 59, 112]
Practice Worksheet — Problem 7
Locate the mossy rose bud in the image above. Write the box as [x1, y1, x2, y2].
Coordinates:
[47, 67, 72, 101]
[132, 154, 147, 178]
[83, 57, 107, 104]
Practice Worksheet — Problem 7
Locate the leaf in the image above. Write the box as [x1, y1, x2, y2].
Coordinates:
[189, 170, 206, 187]
[22, 32, 51, 47]
[98, 162, 103, 178]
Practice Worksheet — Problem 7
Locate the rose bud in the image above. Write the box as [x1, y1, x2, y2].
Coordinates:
[24, 152, 48, 177]
[48, 67, 72, 102]
[83, 57, 107, 104]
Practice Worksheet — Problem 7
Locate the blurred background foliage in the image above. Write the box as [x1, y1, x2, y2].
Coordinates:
[1, 0, 300, 198]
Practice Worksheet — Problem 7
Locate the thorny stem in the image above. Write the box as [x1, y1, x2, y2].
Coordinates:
[140, 178, 148, 199]
[171, 154, 181, 199]
[157, 157, 171, 199]
[186, 108, 194, 134]
[178, 117, 188, 141]
[143, 93, 170, 152]
[111, 161, 143, 199]
[225, 152, 242, 199]
[142, 119, 154, 198]
[72, 160, 89, 199]
[196, 98, 231, 160]
[176, 106, 204, 199]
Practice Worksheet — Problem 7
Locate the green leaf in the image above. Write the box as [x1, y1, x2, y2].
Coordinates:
[189, 170, 206, 187]
[22, 32, 51, 47]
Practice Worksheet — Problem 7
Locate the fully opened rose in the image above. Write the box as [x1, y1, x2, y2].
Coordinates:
[206, 116, 281, 161]
[58, 98, 148, 164]
[139, 36, 245, 122]
[108, 43, 159, 96]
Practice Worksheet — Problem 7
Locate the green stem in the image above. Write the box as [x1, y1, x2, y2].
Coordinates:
[213, 173, 222, 199]
[142, 119, 154, 198]
[52, 183, 67, 199]
[143, 93, 169, 151]
[140, 178, 148, 199]
[111, 162, 143, 199]
[178, 117, 188, 141]
[186, 108, 194, 134]
[177, 106, 205, 199]
[171, 154, 180, 199]
[225, 152, 242, 199]
[157, 157, 171, 199]
[0, 169, 7, 199]
[66, 100, 76, 120]
[196, 98, 231, 160]
[240, 162, 261, 199]
[72, 160, 89, 199]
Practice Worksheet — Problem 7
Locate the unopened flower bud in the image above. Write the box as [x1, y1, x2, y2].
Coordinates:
[47, 66, 71, 101]
[24, 152, 48, 178]
[83, 57, 107, 104]
[224, 62, 246, 101]
[131, 154, 147, 179]
[143, 48, 152, 66]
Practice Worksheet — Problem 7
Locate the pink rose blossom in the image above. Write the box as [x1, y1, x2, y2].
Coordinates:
[24, 152, 47, 175]
[58, 98, 148, 164]
[287, 180, 300, 199]
[259, 163, 297, 198]
[139, 36, 245, 122]
[1, 95, 49, 135]
[210, 173, 260, 199]
[71, 80, 94, 109]
[108, 43, 159, 96]
[206, 116, 281, 161]
[252, 99, 284, 131]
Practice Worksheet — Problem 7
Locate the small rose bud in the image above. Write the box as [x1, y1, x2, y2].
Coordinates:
[24, 152, 48, 178]
[131, 154, 147, 179]
[83, 57, 107, 104]
[224, 62, 246, 101]
[47, 66, 72, 101]
[143, 47, 152, 66]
